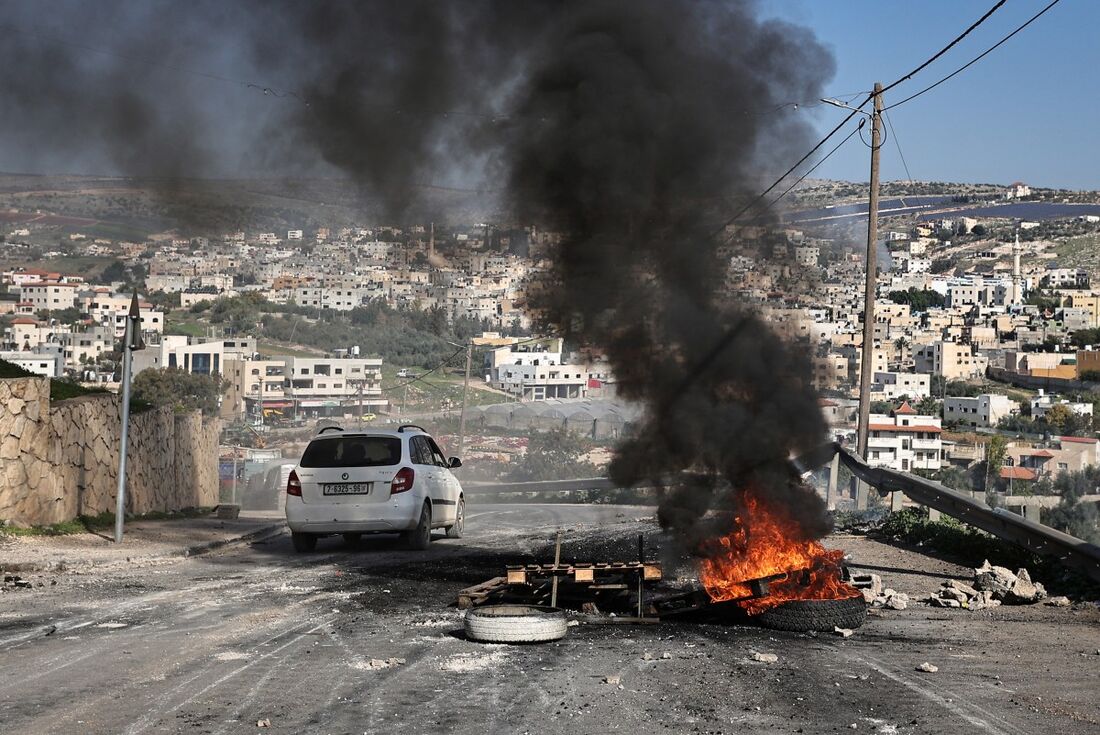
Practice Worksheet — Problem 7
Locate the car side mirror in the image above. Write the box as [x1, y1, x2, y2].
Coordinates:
[448, 457, 462, 469]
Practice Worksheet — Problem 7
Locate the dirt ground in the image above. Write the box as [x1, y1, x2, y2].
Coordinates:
[1, 504, 1097, 734]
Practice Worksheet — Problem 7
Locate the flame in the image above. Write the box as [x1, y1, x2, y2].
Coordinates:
[698, 487, 861, 615]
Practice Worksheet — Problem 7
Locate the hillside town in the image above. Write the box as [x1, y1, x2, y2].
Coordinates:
[5, 180, 1100, 500]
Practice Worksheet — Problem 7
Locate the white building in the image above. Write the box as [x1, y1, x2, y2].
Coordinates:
[0, 349, 62, 377]
[866, 402, 943, 473]
[1031, 389, 1095, 420]
[287, 230, 304, 241]
[943, 393, 1015, 428]
[282, 356, 386, 418]
[871, 371, 931, 401]
[19, 282, 78, 312]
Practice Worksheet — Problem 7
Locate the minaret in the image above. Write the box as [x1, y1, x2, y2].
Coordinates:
[429, 222, 435, 259]
[1012, 231, 1022, 305]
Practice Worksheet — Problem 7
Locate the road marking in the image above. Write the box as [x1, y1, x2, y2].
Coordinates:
[122, 615, 336, 735]
[846, 651, 1028, 735]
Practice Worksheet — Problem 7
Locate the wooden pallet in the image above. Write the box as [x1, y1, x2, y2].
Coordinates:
[456, 576, 508, 610]
[505, 562, 662, 585]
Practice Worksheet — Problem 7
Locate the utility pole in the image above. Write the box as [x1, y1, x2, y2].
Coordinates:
[855, 82, 884, 509]
[457, 341, 473, 460]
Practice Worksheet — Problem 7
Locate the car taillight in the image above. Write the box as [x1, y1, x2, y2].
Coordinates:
[286, 470, 302, 497]
[390, 467, 415, 494]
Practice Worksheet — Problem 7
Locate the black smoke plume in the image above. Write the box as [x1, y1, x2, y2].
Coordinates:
[501, 2, 835, 552]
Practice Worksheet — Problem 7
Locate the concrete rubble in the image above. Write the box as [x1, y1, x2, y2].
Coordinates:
[928, 560, 1048, 609]
[849, 573, 909, 610]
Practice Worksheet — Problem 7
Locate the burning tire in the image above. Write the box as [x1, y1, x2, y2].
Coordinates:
[464, 605, 568, 644]
[754, 597, 866, 632]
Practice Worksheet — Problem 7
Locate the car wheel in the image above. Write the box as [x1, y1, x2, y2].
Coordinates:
[405, 502, 432, 550]
[753, 597, 867, 632]
[445, 498, 465, 539]
[464, 605, 568, 643]
[342, 532, 362, 547]
[291, 532, 317, 553]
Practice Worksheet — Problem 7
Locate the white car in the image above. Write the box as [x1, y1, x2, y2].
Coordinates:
[285, 425, 465, 552]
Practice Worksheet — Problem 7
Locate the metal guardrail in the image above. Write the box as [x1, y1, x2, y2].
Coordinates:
[468, 444, 1100, 584]
[463, 477, 624, 496]
[821, 442, 1100, 585]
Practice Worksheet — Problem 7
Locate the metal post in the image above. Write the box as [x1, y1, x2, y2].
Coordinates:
[827, 452, 840, 510]
[458, 342, 472, 459]
[231, 448, 239, 506]
[855, 82, 884, 511]
[114, 319, 133, 543]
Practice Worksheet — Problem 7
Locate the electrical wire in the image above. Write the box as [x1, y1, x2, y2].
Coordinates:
[379, 345, 465, 391]
[712, 97, 872, 235]
[885, 0, 1063, 111]
[882, 108, 914, 185]
[879, 0, 1008, 95]
[769, 120, 865, 212]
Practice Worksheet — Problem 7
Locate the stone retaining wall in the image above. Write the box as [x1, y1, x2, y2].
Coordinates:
[0, 377, 221, 526]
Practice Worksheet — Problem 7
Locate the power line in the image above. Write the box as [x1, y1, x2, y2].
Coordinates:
[882, 108, 914, 185]
[379, 346, 465, 391]
[880, 0, 1008, 95]
[770, 120, 866, 212]
[885, 0, 1063, 111]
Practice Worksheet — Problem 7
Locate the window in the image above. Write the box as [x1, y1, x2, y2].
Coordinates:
[426, 437, 449, 467]
[300, 436, 402, 468]
[410, 436, 434, 465]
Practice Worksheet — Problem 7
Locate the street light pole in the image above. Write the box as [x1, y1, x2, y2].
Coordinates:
[458, 341, 472, 460]
[114, 293, 144, 543]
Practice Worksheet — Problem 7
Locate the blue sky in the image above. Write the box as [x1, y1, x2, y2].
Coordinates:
[760, 0, 1094, 189]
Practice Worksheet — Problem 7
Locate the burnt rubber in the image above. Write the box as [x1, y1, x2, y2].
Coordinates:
[754, 597, 867, 632]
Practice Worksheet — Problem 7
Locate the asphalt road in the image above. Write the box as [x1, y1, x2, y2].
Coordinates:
[1, 504, 1098, 735]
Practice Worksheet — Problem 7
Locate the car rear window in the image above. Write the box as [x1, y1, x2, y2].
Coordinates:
[299, 436, 402, 468]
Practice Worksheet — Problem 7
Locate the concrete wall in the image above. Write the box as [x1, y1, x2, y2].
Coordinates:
[0, 377, 221, 526]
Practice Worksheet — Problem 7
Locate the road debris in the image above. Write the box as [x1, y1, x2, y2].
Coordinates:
[752, 652, 779, 663]
[916, 662, 938, 673]
[930, 562, 1048, 608]
[603, 674, 621, 685]
[833, 626, 853, 638]
[1046, 596, 1072, 607]
[356, 657, 406, 670]
[256, 719, 270, 728]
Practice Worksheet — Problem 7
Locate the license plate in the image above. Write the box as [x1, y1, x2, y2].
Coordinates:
[322, 482, 372, 496]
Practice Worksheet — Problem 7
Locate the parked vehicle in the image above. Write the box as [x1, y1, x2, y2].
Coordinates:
[285, 425, 464, 552]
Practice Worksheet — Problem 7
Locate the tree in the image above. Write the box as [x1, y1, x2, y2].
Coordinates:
[1044, 404, 1073, 432]
[131, 368, 226, 416]
[984, 434, 1008, 492]
[915, 395, 940, 417]
[101, 260, 128, 283]
[971, 224, 987, 237]
[510, 428, 597, 482]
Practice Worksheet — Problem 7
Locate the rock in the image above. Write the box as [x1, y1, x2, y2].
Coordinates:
[916, 662, 938, 673]
[943, 579, 978, 597]
[603, 675, 621, 685]
[660, 651, 672, 660]
[752, 652, 779, 663]
[884, 592, 909, 610]
[1007, 568, 1045, 603]
[256, 719, 270, 728]
[860, 588, 878, 604]
[1046, 596, 1071, 608]
[834, 627, 854, 638]
[642, 652, 655, 661]
[974, 560, 1017, 598]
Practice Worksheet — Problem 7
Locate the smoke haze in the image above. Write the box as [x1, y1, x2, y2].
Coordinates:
[1, 0, 836, 549]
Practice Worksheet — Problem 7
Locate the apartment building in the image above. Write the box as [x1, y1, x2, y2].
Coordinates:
[870, 371, 930, 401]
[866, 402, 943, 472]
[913, 340, 984, 379]
[19, 282, 78, 311]
[943, 393, 1015, 428]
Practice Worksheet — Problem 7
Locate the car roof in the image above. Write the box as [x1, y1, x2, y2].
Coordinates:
[310, 427, 428, 439]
